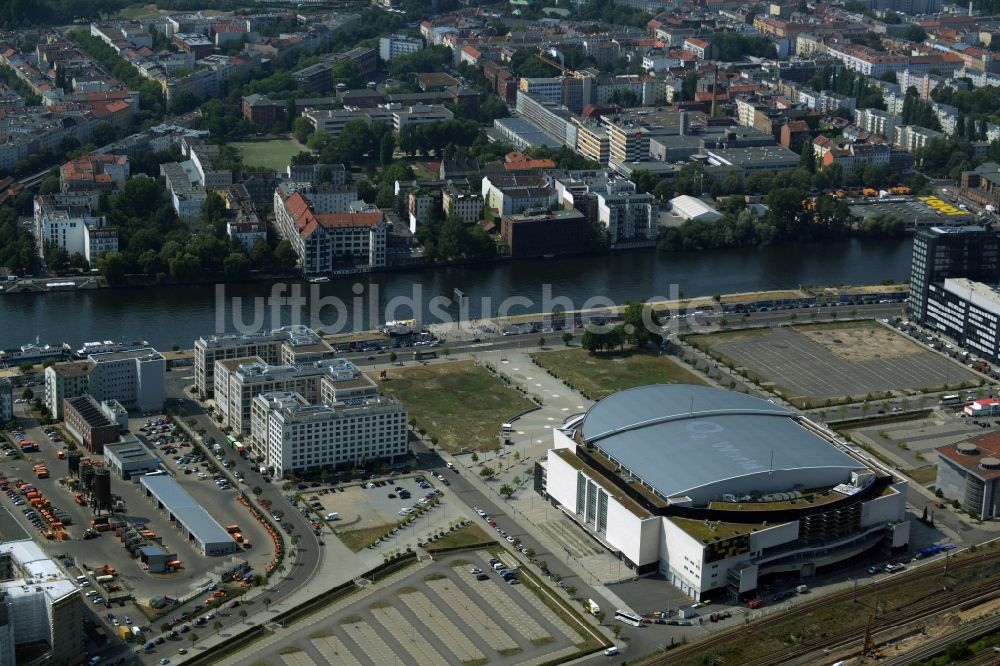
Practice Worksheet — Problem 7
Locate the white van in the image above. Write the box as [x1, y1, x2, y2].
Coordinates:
[325, 512, 339, 521]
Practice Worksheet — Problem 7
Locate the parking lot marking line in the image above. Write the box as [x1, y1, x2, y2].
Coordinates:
[508, 580, 579, 642]
[371, 604, 449, 665]
[521, 646, 579, 666]
[310, 635, 363, 666]
[280, 651, 318, 666]
[341, 620, 403, 665]
[426, 577, 520, 652]
[398, 589, 486, 663]
[454, 563, 550, 643]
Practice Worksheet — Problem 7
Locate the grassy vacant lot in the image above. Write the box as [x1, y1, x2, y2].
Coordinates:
[232, 139, 304, 171]
[375, 361, 534, 452]
[424, 523, 495, 553]
[336, 523, 396, 553]
[907, 466, 938, 484]
[531, 348, 706, 400]
[115, 4, 232, 18]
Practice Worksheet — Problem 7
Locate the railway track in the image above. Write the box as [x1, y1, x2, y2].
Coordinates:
[880, 614, 1000, 666]
[644, 548, 1000, 666]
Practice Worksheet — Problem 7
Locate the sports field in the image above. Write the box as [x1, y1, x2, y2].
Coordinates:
[232, 139, 305, 170]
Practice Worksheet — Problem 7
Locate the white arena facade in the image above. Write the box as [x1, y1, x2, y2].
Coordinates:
[544, 384, 910, 600]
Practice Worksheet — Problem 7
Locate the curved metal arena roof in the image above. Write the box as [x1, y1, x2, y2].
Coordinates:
[580, 385, 861, 503]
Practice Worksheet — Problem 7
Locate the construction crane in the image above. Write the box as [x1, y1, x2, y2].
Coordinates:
[862, 612, 884, 661]
[536, 53, 586, 78]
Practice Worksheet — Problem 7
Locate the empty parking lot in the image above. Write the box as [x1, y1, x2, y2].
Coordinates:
[232, 550, 598, 666]
[692, 322, 979, 404]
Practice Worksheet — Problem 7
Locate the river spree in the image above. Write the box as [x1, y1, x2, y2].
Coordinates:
[0, 238, 913, 350]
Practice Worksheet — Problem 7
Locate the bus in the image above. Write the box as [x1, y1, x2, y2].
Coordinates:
[941, 394, 962, 406]
[414, 350, 437, 361]
[225, 435, 237, 447]
[614, 609, 643, 627]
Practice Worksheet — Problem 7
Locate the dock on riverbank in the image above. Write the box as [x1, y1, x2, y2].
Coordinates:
[0, 275, 103, 294]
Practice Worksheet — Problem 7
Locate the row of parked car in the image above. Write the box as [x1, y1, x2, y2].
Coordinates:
[471, 557, 521, 585]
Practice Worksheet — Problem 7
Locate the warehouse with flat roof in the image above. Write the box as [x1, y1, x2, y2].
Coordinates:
[545, 384, 909, 600]
[104, 436, 161, 479]
[139, 473, 236, 555]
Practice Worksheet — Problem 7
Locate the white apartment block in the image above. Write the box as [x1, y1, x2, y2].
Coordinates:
[894, 124, 945, 152]
[826, 44, 909, 78]
[275, 181, 358, 215]
[216, 356, 379, 441]
[518, 77, 564, 105]
[86, 348, 166, 415]
[83, 226, 119, 266]
[250, 390, 408, 473]
[391, 104, 454, 133]
[227, 221, 266, 253]
[597, 179, 658, 246]
[0, 540, 84, 666]
[855, 108, 901, 140]
[442, 185, 483, 224]
[194, 326, 333, 397]
[379, 34, 423, 61]
[45, 362, 93, 420]
[553, 171, 658, 247]
[304, 104, 451, 138]
[44, 348, 161, 422]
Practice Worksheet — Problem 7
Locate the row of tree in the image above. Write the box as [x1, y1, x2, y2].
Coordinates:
[901, 88, 942, 131]
[93, 178, 295, 284]
[0, 205, 39, 274]
[580, 303, 662, 353]
[71, 31, 166, 125]
[656, 189, 858, 253]
[397, 119, 482, 157]
[806, 66, 886, 110]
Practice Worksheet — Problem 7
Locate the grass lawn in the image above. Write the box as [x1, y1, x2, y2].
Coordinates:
[424, 524, 496, 553]
[530, 347, 706, 400]
[906, 466, 938, 484]
[335, 523, 396, 552]
[374, 361, 534, 453]
[232, 139, 305, 171]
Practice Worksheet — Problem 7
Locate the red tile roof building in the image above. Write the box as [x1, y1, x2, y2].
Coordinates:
[273, 190, 387, 275]
[59, 154, 129, 195]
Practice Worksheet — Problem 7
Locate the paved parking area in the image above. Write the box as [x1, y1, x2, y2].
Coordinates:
[708, 326, 977, 400]
[311, 476, 438, 529]
[2, 406, 273, 625]
[0, 505, 28, 542]
[234, 551, 591, 666]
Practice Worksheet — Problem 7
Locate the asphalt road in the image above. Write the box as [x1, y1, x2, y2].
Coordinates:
[334, 302, 907, 368]
[97, 370, 328, 665]
[100, 302, 915, 662]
